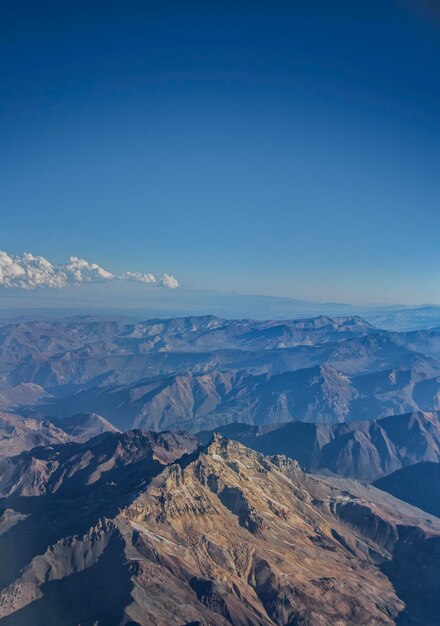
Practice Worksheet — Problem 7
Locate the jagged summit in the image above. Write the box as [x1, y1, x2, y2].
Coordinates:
[118, 433, 440, 625]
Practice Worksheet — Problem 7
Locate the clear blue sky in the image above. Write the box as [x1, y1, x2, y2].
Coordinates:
[1, 0, 439, 304]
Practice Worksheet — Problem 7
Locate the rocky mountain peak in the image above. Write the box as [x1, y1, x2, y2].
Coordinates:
[119, 435, 438, 625]
[3, 432, 440, 624]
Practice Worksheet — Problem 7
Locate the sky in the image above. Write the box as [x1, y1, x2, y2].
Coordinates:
[0, 0, 439, 306]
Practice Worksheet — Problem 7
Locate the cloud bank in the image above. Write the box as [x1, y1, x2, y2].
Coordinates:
[0, 251, 179, 289]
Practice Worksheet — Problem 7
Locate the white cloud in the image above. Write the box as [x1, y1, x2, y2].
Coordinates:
[121, 271, 156, 284]
[0, 251, 66, 289]
[0, 250, 179, 289]
[62, 256, 115, 282]
[159, 273, 179, 289]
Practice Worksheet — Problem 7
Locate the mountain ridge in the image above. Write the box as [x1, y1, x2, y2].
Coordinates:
[198, 410, 440, 481]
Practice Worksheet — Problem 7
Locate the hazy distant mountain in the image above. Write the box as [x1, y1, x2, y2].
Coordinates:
[1, 314, 440, 437]
[367, 307, 440, 331]
[0, 314, 384, 390]
[43, 364, 440, 432]
[374, 461, 440, 518]
[1, 433, 440, 624]
[2, 285, 439, 331]
[389, 326, 440, 358]
[1, 315, 437, 380]
[198, 411, 440, 481]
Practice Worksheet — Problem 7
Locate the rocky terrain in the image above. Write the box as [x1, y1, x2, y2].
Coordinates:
[0, 314, 438, 386]
[0, 314, 439, 483]
[0, 433, 440, 625]
[198, 410, 440, 481]
[0, 384, 48, 410]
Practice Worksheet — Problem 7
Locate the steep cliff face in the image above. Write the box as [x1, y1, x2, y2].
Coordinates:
[1, 434, 440, 625]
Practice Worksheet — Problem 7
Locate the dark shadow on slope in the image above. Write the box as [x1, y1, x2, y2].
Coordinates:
[0, 458, 164, 589]
[374, 462, 440, 518]
[380, 526, 440, 626]
[0, 532, 133, 626]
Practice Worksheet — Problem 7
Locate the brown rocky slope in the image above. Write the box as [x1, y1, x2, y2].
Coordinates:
[0, 434, 440, 625]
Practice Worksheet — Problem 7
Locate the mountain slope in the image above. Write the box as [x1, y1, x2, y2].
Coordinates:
[0, 412, 70, 457]
[51, 412, 120, 442]
[0, 384, 48, 410]
[2, 315, 440, 440]
[1, 435, 440, 624]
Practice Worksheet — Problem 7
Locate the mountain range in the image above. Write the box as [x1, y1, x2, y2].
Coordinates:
[0, 314, 439, 482]
[2, 314, 440, 623]
[0, 315, 438, 435]
[41, 363, 440, 433]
